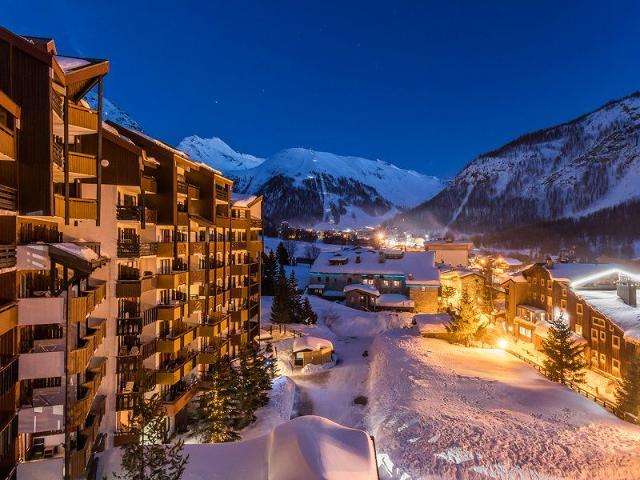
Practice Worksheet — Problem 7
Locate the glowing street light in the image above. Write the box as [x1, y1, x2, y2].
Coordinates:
[497, 338, 509, 350]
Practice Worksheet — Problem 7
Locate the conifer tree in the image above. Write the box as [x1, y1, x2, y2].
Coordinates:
[615, 355, 640, 418]
[445, 287, 483, 347]
[276, 241, 289, 266]
[261, 250, 278, 296]
[194, 359, 241, 443]
[288, 270, 304, 322]
[299, 297, 318, 324]
[542, 313, 586, 385]
[115, 393, 189, 480]
[270, 266, 291, 323]
[236, 346, 264, 428]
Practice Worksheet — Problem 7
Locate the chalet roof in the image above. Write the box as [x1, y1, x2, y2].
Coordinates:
[377, 293, 414, 308]
[574, 289, 640, 342]
[232, 194, 260, 208]
[343, 284, 380, 296]
[293, 336, 333, 353]
[540, 263, 623, 283]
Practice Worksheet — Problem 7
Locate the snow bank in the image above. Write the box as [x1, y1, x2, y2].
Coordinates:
[241, 376, 296, 440]
[368, 331, 640, 480]
[292, 336, 334, 353]
[101, 416, 377, 480]
[415, 313, 450, 336]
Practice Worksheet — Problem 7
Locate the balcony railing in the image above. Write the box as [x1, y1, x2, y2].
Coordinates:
[155, 353, 197, 385]
[69, 358, 106, 428]
[0, 184, 16, 212]
[215, 186, 229, 201]
[0, 356, 18, 398]
[68, 103, 98, 131]
[0, 246, 16, 269]
[69, 283, 107, 323]
[53, 194, 97, 220]
[18, 222, 61, 244]
[68, 320, 106, 375]
[141, 175, 157, 193]
[0, 124, 15, 160]
[157, 326, 197, 354]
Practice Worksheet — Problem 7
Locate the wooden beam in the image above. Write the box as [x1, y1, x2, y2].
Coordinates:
[96, 77, 103, 227]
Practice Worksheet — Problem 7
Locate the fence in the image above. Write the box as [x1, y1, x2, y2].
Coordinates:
[507, 349, 638, 424]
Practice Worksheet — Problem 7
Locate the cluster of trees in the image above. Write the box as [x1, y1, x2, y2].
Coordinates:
[193, 344, 277, 443]
[271, 268, 317, 324]
[115, 393, 189, 480]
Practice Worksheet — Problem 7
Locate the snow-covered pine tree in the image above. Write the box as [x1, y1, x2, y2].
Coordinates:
[541, 312, 586, 385]
[194, 359, 241, 443]
[299, 297, 318, 324]
[236, 346, 261, 429]
[445, 287, 483, 347]
[115, 393, 189, 480]
[615, 355, 640, 418]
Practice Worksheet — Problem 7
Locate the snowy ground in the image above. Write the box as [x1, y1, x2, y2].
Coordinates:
[254, 295, 640, 480]
[370, 332, 640, 480]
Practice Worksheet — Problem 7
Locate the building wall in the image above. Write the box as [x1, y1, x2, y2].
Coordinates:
[409, 286, 438, 313]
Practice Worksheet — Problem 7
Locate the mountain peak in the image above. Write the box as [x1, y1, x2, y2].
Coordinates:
[177, 135, 264, 171]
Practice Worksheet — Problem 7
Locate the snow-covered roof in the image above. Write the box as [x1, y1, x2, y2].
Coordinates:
[543, 263, 622, 283]
[232, 193, 259, 208]
[100, 415, 377, 480]
[500, 256, 524, 266]
[54, 55, 91, 72]
[311, 249, 439, 285]
[293, 336, 334, 353]
[377, 293, 414, 308]
[343, 284, 380, 296]
[307, 283, 325, 290]
[574, 289, 640, 341]
[415, 313, 450, 335]
[500, 273, 529, 285]
[323, 290, 345, 298]
[55, 242, 99, 261]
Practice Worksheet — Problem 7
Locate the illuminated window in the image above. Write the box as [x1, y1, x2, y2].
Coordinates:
[561, 299, 567, 310]
[613, 335, 620, 348]
[562, 288, 567, 297]
[593, 317, 605, 328]
[600, 331, 606, 341]
[576, 304, 583, 315]
[575, 324, 583, 335]
[612, 359, 620, 376]
[540, 279, 545, 287]
[532, 278, 537, 286]
[591, 329, 598, 340]
[519, 326, 532, 339]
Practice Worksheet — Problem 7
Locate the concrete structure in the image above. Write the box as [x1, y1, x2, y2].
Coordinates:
[0, 27, 263, 479]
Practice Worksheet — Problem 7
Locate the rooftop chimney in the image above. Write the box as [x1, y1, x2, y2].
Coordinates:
[617, 274, 637, 307]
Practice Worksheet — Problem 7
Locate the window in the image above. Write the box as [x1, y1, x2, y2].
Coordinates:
[547, 296, 552, 307]
[383, 280, 389, 287]
[612, 359, 621, 376]
[519, 326, 532, 339]
[561, 299, 567, 310]
[562, 288, 567, 297]
[593, 317, 605, 328]
[540, 294, 545, 302]
[540, 279, 545, 287]
[612, 335, 620, 348]
[575, 324, 583, 336]
[393, 280, 401, 287]
[576, 303, 583, 315]
[591, 329, 599, 340]
[600, 353, 606, 367]
[600, 331, 606, 341]
[532, 278, 537, 286]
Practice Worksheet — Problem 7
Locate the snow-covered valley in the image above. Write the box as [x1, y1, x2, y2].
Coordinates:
[253, 295, 640, 480]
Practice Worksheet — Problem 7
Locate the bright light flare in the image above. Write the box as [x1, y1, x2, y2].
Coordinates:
[497, 338, 509, 350]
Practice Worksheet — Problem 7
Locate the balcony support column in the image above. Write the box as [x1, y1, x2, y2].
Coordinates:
[96, 76, 103, 227]
[63, 95, 69, 225]
[63, 266, 71, 480]
[204, 228, 210, 323]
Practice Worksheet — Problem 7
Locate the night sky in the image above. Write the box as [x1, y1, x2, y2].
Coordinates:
[4, 1, 640, 177]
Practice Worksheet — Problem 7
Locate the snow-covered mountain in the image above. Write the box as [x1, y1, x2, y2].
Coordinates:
[180, 138, 442, 228]
[85, 91, 143, 131]
[178, 135, 264, 171]
[396, 91, 640, 234]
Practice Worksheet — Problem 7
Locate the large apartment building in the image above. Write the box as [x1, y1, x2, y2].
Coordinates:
[501, 259, 640, 384]
[0, 27, 263, 479]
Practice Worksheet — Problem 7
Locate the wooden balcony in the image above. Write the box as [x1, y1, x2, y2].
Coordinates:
[0, 303, 17, 338]
[231, 263, 249, 276]
[198, 314, 229, 339]
[0, 125, 15, 160]
[197, 341, 229, 365]
[53, 194, 97, 220]
[231, 241, 247, 250]
[68, 151, 97, 177]
[155, 354, 197, 385]
[163, 382, 198, 417]
[68, 358, 106, 428]
[157, 302, 183, 322]
[141, 175, 157, 193]
[190, 269, 205, 284]
[68, 103, 98, 131]
[187, 184, 200, 200]
[231, 309, 249, 323]
[156, 271, 188, 289]
[68, 319, 106, 375]
[231, 217, 248, 230]
[188, 298, 203, 315]
[69, 396, 104, 478]
[157, 326, 196, 354]
[231, 286, 249, 298]
[0, 246, 16, 269]
[115, 275, 155, 298]
[250, 217, 262, 229]
[0, 185, 16, 212]
[190, 242, 205, 255]
[69, 284, 107, 323]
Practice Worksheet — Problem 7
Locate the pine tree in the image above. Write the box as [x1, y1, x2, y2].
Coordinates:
[115, 393, 189, 480]
[264, 343, 279, 379]
[276, 241, 289, 266]
[445, 287, 483, 347]
[541, 313, 586, 385]
[439, 284, 456, 313]
[299, 297, 317, 324]
[288, 270, 304, 323]
[270, 266, 291, 323]
[615, 355, 640, 418]
[194, 359, 241, 443]
[261, 250, 278, 296]
[235, 346, 264, 428]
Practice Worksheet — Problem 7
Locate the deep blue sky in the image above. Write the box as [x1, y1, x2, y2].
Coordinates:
[4, 1, 640, 177]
